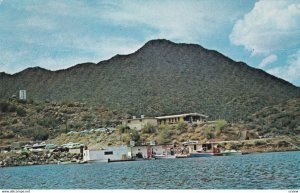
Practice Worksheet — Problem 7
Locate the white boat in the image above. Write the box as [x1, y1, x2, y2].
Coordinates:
[154, 154, 176, 159]
[221, 150, 242, 156]
[175, 154, 188, 158]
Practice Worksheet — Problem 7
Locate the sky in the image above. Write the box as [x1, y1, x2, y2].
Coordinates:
[0, 0, 299, 86]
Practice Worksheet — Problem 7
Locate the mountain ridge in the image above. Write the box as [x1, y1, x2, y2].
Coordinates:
[2, 39, 298, 88]
[1, 39, 299, 120]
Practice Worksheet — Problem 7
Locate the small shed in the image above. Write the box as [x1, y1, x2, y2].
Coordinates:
[83, 146, 129, 162]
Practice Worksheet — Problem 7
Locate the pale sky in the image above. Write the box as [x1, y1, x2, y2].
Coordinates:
[0, 0, 299, 86]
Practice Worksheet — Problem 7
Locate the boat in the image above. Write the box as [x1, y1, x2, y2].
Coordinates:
[175, 154, 188, 158]
[189, 152, 223, 157]
[221, 150, 242, 156]
[188, 145, 223, 157]
[153, 154, 176, 159]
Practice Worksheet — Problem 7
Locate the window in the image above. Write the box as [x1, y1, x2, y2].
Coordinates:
[127, 120, 131, 123]
[104, 151, 113, 155]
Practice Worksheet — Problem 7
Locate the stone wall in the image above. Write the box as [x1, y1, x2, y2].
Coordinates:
[0, 151, 83, 167]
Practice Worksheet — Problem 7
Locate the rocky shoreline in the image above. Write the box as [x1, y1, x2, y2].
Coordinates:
[0, 151, 84, 168]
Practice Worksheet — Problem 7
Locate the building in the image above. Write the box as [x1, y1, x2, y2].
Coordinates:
[122, 115, 158, 130]
[19, 90, 27, 100]
[123, 113, 208, 130]
[129, 144, 174, 159]
[83, 146, 129, 162]
[156, 113, 208, 125]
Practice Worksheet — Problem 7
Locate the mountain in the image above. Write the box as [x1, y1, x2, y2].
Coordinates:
[1, 39, 300, 120]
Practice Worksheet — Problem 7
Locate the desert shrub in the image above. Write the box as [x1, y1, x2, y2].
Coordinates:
[67, 103, 76, 107]
[36, 106, 43, 113]
[33, 128, 49, 140]
[277, 141, 289, 147]
[17, 99, 27, 104]
[158, 124, 172, 132]
[103, 119, 112, 127]
[21, 151, 29, 157]
[141, 123, 156, 134]
[157, 129, 172, 144]
[192, 123, 198, 129]
[8, 104, 17, 112]
[0, 121, 8, 126]
[176, 122, 188, 133]
[246, 123, 256, 129]
[12, 119, 18, 124]
[16, 108, 26, 117]
[118, 125, 130, 134]
[0, 101, 9, 112]
[129, 129, 140, 144]
[20, 127, 49, 140]
[38, 116, 59, 128]
[0, 102, 17, 112]
[107, 141, 113, 146]
[206, 132, 215, 139]
[215, 119, 228, 131]
[255, 141, 267, 146]
[81, 114, 93, 121]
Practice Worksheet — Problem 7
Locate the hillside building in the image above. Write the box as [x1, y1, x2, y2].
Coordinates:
[122, 115, 157, 131]
[123, 113, 208, 130]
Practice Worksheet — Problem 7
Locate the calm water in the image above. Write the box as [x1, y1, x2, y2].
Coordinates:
[0, 151, 299, 189]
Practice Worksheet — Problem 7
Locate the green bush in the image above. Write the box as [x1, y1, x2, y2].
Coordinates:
[0, 101, 16, 112]
[129, 130, 140, 144]
[254, 141, 267, 146]
[17, 99, 27, 104]
[206, 132, 215, 139]
[0, 101, 9, 112]
[8, 104, 17, 112]
[157, 129, 172, 144]
[118, 125, 131, 134]
[38, 116, 59, 128]
[20, 127, 49, 140]
[16, 108, 26, 117]
[176, 122, 188, 133]
[33, 128, 49, 141]
[21, 151, 30, 158]
[141, 123, 156, 134]
[277, 140, 289, 147]
[81, 114, 93, 121]
[216, 119, 228, 131]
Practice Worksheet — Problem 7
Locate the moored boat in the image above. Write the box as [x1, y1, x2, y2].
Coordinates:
[189, 152, 223, 157]
[154, 154, 176, 159]
[175, 154, 188, 158]
[221, 150, 242, 156]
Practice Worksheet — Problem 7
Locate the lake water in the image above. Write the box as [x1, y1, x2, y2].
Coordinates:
[0, 151, 299, 189]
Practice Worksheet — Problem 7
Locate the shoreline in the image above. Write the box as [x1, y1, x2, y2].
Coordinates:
[1, 149, 299, 168]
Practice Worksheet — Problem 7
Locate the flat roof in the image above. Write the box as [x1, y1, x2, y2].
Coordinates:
[124, 113, 208, 120]
[155, 113, 208, 119]
[123, 117, 157, 121]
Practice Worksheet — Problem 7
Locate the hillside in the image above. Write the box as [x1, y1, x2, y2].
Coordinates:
[0, 99, 119, 146]
[1, 39, 299, 120]
[1, 98, 299, 153]
[245, 98, 300, 137]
